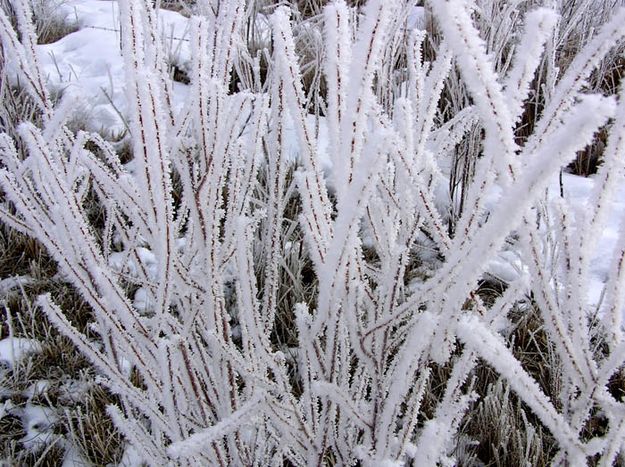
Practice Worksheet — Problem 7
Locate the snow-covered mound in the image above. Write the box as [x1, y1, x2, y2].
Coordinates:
[36, 0, 191, 134]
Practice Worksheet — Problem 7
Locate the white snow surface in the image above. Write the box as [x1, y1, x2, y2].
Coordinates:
[23, 380, 52, 400]
[36, 0, 191, 134]
[482, 171, 625, 317]
[554, 172, 625, 309]
[406, 6, 426, 30]
[0, 275, 34, 295]
[62, 442, 91, 467]
[20, 403, 59, 451]
[11, 0, 624, 324]
[1, 0, 625, 464]
[0, 337, 43, 369]
[34, 1, 336, 170]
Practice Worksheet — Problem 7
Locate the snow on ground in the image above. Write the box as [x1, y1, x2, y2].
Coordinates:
[23, 380, 52, 400]
[0, 337, 43, 370]
[1, 1, 622, 465]
[19, 403, 59, 451]
[34, 0, 337, 170]
[482, 170, 625, 316]
[35, 0, 191, 134]
[61, 442, 91, 467]
[283, 114, 333, 171]
[555, 172, 625, 309]
[0, 275, 33, 296]
[406, 5, 426, 30]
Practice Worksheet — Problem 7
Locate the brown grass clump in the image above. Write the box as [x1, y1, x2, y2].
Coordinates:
[459, 300, 560, 466]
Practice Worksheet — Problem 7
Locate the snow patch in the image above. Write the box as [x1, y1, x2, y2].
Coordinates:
[20, 404, 59, 451]
[0, 276, 34, 296]
[62, 442, 90, 467]
[133, 287, 154, 314]
[0, 338, 43, 369]
[23, 380, 51, 400]
[36, 0, 191, 134]
[550, 172, 625, 313]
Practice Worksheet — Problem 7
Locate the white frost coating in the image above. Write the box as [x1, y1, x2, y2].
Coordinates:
[503, 8, 559, 123]
[167, 391, 266, 458]
[412, 420, 448, 465]
[421, 95, 615, 363]
[524, 7, 625, 155]
[457, 315, 586, 462]
[430, 0, 518, 185]
[324, 0, 352, 197]
[0, 0, 52, 116]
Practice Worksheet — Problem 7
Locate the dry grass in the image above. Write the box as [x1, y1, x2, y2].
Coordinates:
[0, 3, 121, 453]
[63, 386, 125, 466]
[0, 225, 123, 463]
[459, 300, 560, 466]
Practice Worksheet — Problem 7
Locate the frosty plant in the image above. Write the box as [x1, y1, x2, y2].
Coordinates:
[2, 0, 625, 464]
